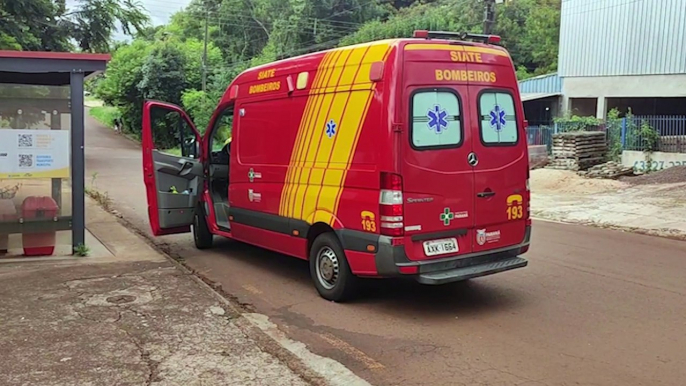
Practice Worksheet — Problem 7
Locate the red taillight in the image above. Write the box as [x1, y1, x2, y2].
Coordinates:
[413, 30, 429, 39]
[487, 35, 501, 44]
[379, 172, 404, 236]
[381, 172, 402, 191]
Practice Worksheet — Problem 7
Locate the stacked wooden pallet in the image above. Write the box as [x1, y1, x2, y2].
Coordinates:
[547, 131, 607, 171]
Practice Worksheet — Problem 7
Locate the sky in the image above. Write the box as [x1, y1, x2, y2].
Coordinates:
[65, 0, 193, 41]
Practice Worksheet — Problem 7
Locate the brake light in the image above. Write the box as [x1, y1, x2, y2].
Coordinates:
[413, 30, 429, 39]
[379, 172, 404, 236]
[487, 35, 501, 44]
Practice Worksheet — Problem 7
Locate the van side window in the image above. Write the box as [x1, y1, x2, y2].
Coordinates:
[411, 90, 463, 149]
[211, 108, 233, 152]
[478, 91, 518, 145]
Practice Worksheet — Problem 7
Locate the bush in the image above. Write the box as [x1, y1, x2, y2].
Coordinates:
[89, 106, 120, 128]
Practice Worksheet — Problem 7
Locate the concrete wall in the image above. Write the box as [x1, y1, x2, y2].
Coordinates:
[562, 74, 686, 119]
[622, 150, 686, 172]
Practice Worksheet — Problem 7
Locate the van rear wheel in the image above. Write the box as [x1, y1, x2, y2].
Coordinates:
[309, 233, 358, 302]
[193, 207, 213, 250]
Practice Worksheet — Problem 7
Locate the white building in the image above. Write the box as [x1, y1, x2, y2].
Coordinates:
[520, 0, 686, 121]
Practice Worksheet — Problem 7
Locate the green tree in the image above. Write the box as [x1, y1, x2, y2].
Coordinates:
[0, 0, 150, 52]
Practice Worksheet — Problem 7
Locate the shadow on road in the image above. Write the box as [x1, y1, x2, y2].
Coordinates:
[198, 238, 528, 318]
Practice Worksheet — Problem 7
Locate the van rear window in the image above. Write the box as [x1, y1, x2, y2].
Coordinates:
[410, 90, 463, 149]
[478, 91, 518, 146]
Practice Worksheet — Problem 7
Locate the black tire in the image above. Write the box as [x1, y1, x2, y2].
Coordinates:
[193, 206, 213, 250]
[309, 233, 359, 302]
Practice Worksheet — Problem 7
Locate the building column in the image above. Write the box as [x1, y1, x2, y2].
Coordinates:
[596, 96, 607, 120]
[561, 95, 571, 116]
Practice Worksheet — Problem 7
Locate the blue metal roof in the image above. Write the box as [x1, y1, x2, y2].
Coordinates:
[518, 72, 562, 94]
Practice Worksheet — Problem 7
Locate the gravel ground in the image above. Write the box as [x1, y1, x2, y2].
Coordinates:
[530, 168, 628, 195]
[621, 166, 686, 185]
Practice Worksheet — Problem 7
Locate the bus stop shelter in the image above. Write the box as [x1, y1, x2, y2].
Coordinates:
[0, 51, 110, 256]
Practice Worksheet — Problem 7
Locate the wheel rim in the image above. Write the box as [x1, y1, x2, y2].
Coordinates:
[315, 246, 339, 290]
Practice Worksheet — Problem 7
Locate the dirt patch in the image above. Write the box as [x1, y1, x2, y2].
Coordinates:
[621, 166, 686, 185]
[530, 169, 628, 195]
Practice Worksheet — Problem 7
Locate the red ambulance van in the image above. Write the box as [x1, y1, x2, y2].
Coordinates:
[141, 30, 531, 302]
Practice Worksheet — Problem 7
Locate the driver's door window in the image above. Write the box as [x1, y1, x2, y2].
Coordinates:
[150, 107, 198, 158]
[211, 108, 233, 152]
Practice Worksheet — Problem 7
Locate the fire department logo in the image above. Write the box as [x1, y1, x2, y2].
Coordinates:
[476, 229, 487, 245]
[427, 104, 449, 134]
[489, 104, 507, 132]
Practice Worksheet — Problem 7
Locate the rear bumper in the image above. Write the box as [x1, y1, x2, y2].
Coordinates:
[415, 257, 527, 285]
[338, 226, 531, 284]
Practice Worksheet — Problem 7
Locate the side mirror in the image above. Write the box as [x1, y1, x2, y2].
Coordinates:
[182, 136, 198, 158]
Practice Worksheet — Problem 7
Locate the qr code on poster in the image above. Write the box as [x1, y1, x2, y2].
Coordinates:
[18, 134, 34, 148]
[18, 154, 33, 168]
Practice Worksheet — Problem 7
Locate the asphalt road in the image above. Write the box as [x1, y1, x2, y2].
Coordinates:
[85, 112, 686, 386]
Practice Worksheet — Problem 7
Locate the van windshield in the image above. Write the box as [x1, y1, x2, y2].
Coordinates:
[478, 90, 518, 146]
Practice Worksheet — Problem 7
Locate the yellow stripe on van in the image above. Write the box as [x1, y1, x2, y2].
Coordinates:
[279, 40, 394, 225]
[289, 49, 344, 219]
[404, 43, 508, 57]
[329, 46, 394, 224]
[279, 52, 333, 216]
[304, 45, 370, 225]
[296, 48, 354, 221]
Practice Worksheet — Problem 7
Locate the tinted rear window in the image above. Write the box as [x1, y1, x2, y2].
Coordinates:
[478, 91, 518, 146]
[410, 89, 463, 150]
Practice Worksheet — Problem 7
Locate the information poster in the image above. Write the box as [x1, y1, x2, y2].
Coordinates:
[0, 129, 70, 179]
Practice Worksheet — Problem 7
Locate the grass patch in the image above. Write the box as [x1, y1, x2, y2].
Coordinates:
[89, 105, 120, 128]
[74, 243, 91, 257]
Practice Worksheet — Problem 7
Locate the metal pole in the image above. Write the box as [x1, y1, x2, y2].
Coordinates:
[483, 0, 496, 34]
[202, 8, 209, 92]
[70, 71, 85, 251]
[50, 109, 62, 215]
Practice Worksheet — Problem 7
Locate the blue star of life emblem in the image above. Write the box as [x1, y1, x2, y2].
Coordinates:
[325, 119, 337, 138]
[427, 105, 449, 134]
[489, 105, 507, 132]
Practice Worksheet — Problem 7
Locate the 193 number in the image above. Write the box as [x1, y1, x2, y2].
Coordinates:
[507, 205, 523, 220]
[361, 219, 376, 232]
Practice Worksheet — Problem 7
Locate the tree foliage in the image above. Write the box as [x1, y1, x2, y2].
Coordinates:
[86, 0, 561, 138]
[0, 0, 150, 52]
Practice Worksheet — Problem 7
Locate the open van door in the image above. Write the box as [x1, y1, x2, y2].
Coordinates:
[142, 101, 204, 236]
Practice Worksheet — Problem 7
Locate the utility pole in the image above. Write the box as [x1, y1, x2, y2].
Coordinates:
[202, 7, 209, 92]
[483, 0, 496, 34]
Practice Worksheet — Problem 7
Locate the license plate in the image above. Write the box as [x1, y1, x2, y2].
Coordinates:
[423, 238, 459, 257]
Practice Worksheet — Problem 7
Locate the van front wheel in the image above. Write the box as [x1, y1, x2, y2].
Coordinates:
[193, 208, 213, 250]
[309, 233, 358, 302]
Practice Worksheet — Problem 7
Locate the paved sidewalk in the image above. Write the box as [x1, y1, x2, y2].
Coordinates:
[0, 199, 314, 386]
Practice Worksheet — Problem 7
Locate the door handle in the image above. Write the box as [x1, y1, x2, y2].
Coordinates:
[179, 162, 194, 176]
[477, 191, 496, 198]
